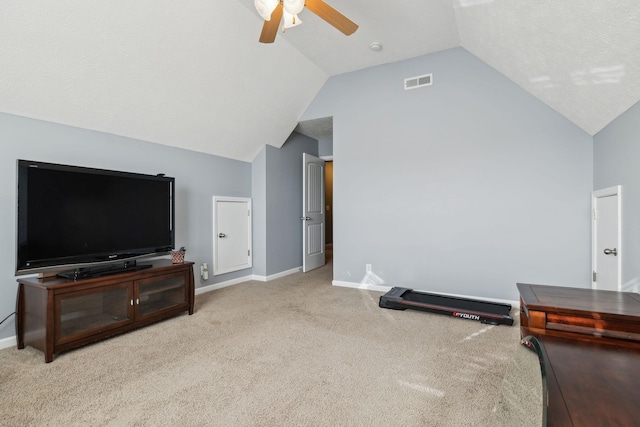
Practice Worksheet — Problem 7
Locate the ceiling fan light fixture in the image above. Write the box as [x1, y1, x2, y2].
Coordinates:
[283, 10, 302, 29]
[283, 0, 304, 15]
[254, 0, 279, 21]
[257, 0, 357, 43]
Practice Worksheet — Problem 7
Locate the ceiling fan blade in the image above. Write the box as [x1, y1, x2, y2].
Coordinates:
[259, 3, 284, 44]
[305, 0, 358, 36]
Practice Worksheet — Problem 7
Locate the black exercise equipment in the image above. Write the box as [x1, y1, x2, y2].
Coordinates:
[379, 287, 514, 326]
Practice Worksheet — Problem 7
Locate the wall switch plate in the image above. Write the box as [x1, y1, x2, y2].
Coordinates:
[366, 264, 371, 273]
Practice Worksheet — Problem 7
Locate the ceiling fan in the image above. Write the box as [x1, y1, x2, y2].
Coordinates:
[254, 0, 358, 44]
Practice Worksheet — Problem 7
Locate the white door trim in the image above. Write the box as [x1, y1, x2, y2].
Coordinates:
[591, 186, 621, 290]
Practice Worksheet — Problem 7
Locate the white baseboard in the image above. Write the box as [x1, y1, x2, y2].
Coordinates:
[195, 267, 302, 295]
[0, 335, 16, 351]
[195, 274, 254, 295]
[251, 267, 301, 282]
[332, 280, 392, 293]
[332, 280, 519, 308]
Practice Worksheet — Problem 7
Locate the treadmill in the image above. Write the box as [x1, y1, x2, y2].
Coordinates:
[379, 287, 514, 326]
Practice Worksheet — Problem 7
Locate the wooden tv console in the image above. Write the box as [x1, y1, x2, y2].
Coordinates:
[16, 260, 194, 362]
[518, 283, 640, 426]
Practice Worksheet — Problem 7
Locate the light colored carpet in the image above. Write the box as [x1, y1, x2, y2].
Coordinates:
[0, 262, 542, 426]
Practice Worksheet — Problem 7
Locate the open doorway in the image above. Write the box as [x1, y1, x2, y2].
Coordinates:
[295, 116, 334, 275]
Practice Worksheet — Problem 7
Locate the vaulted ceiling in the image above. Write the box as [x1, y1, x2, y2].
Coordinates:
[1, 1, 638, 161]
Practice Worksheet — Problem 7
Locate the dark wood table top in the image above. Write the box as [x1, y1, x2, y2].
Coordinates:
[534, 334, 640, 427]
[517, 282, 640, 320]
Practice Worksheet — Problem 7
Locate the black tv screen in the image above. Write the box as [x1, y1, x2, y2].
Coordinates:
[16, 160, 175, 274]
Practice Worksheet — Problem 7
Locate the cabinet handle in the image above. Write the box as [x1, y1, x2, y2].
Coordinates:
[136, 298, 140, 305]
[130, 299, 134, 306]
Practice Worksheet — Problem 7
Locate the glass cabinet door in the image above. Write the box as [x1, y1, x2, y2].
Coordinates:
[136, 272, 187, 318]
[55, 282, 133, 344]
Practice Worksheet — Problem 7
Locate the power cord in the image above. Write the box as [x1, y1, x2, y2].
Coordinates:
[0, 312, 16, 325]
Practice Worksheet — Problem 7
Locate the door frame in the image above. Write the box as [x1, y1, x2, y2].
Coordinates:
[591, 186, 621, 290]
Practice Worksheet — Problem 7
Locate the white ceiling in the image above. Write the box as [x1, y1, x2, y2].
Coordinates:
[1, 1, 639, 161]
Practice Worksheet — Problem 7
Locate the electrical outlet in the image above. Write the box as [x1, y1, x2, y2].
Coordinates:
[366, 264, 371, 273]
[201, 263, 209, 281]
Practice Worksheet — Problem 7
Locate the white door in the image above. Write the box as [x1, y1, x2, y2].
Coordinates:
[213, 197, 252, 275]
[592, 187, 621, 291]
[302, 153, 325, 272]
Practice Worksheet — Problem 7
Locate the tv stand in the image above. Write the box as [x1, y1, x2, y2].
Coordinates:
[57, 261, 153, 280]
[16, 259, 194, 362]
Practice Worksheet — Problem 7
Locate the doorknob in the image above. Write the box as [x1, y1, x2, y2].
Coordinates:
[218, 233, 226, 238]
[603, 248, 617, 256]
[300, 217, 311, 221]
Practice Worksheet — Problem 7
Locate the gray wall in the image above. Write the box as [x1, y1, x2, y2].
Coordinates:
[251, 146, 268, 276]
[302, 47, 593, 301]
[0, 113, 252, 340]
[251, 133, 318, 276]
[593, 101, 640, 292]
[318, 136, 333, 158]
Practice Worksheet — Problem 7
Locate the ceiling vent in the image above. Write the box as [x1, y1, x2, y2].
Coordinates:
[404, 73, 432, 90]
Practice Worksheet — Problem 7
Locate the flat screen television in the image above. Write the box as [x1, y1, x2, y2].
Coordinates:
[16, 160, 175, 278]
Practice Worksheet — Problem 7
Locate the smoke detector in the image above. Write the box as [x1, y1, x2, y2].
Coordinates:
[369, 42, 382, 52]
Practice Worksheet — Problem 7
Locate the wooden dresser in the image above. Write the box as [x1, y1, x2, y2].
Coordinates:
[518, 282, 640, 345]
[518, 283, 640, 426]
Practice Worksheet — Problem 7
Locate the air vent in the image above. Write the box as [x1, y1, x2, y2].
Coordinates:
[404, 73, 432, 90]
